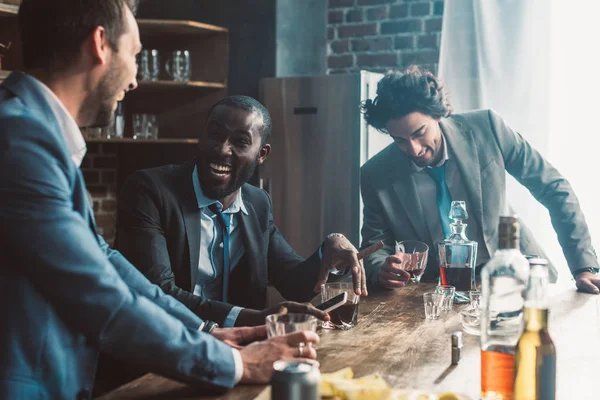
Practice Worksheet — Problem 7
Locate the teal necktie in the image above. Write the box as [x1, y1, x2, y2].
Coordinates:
[425, 165, 452, 238]
[212, 207, 231, 303]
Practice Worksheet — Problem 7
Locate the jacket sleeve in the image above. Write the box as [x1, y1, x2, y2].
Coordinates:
[0, 117, 236, 390]
[97, 234, 204, 330]
[487, 109, 599, 274]
[359, 168, 396, 289]
[115, 171, 234, 326]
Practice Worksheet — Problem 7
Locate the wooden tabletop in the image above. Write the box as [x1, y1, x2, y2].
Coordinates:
[99, 283, 600, 400]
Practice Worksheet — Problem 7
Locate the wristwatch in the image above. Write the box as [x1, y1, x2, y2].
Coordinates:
[199, 321, 219, 334]
[572, 267, 600, 278]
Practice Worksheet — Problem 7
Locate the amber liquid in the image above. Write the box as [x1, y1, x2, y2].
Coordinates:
[439, 266, 472, 291]
[329, 303, 358, 327]
[514, 308, 556, 400]
[481, 349, 515, 399]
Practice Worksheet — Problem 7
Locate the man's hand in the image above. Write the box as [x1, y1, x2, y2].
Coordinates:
[236, 302, 329, 327]
[378, 254, 411, 289]
[314, 234, 369, 296]
[211, 326, 268, 349]
[575, 271, 600, 294]
[240, 331, 319, 384]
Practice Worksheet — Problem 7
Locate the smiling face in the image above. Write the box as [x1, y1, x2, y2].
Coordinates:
[196, 105, 271, 201]
[386, 111, 444, 168]
[87, 5, 141, 127]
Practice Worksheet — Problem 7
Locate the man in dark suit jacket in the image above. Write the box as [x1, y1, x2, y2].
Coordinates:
[359, 66, 600, 294]
[116, 95, 369, 327]
[0, 1, 318, 397]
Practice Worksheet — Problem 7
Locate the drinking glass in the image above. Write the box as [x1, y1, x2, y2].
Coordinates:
[321, 282, 359, 330]
[395, 240, 429, 283]
[265, 313, 318, 338]
[165, 50, 191, 82]
[435, 285, 455, 311]
[460, 290, 482, 335]
[137, 49, 160, 81]
[423, 292, 443, 320]
[132, 114, 158, 139]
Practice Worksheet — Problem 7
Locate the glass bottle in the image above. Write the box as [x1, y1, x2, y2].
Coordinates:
[438, 201, 478, 300]
[480, 216, 530, 400]
[514, 257, 556, 400]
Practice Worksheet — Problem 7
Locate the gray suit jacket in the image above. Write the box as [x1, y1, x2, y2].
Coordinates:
[0, 72, 238, 399]
[360, 109, 598, 287]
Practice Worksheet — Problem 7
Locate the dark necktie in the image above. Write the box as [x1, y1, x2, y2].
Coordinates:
[210, 205, 231, 303]
[425, 165, 452, 238]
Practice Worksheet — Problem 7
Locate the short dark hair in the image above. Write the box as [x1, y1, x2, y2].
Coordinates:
[361, 65, 453, 134]
[208, 95, 272, 145]
[19, 0, 139, 70]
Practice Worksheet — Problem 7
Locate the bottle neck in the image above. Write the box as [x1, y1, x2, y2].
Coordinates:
[523, 307, 549, 331]
[449, 222, 468, 239]
[498, 234, 519, 249]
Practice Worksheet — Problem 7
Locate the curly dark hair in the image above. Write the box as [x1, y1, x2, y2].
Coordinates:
[361, 65, 453, 134]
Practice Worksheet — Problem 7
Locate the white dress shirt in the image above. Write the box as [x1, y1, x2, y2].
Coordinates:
[192, 165, 245, 327]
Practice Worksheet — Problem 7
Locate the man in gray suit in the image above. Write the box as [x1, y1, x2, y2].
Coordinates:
[0, 1, 317, 398]
[359, 66, 600, 294]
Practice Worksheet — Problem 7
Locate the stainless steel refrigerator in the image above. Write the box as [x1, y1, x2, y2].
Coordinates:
[259, 72, 393, 257]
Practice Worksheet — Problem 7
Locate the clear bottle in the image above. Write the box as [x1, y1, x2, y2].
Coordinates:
[438, 201, 478, 300]
[514, 258, 556, 400]
[480, 216, 530, 400]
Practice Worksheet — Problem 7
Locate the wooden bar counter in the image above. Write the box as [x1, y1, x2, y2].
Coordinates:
[99, 283, 600, 400]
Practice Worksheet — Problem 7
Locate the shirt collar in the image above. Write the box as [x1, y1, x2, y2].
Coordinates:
[26, 74, 87, 167]
[411, 131, 449, 172]
[192, 164, 248, 215]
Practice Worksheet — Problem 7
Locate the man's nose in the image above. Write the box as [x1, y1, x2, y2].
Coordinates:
[407, 140, 421, 157]
[215, 139, 233, 156]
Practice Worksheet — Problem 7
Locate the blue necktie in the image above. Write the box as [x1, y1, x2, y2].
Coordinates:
[212, 207, 231, 303]
[425, 165, 452, 238]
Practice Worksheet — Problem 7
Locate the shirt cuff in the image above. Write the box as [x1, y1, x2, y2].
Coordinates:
[231, 347, 244, 385]
[223, 306, 244, 328]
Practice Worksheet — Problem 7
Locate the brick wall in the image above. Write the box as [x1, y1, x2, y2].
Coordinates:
[327, 0, 444, 75]
[82, 144, 119, 244]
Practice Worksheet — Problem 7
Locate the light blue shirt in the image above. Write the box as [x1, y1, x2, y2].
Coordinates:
[192, 165, 246, 327]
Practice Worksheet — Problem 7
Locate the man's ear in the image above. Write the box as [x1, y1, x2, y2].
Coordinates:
[89, 26, 110, 65]
[256, 144, 271, 165]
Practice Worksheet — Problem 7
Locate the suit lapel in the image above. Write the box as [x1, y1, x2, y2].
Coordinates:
[441, 117, 485, 237]
[238, 198, 263, 287]
[385, 147, 429, 243]
[178, 164, 201, 290]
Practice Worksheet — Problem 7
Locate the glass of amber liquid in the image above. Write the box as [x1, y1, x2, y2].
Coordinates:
[321, 282, 359, 330]
[395, 240, 428, 283]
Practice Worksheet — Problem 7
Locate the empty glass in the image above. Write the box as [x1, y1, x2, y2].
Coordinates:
[461, 290, 482, 335]
[321, 282, 359, 330]
[423, 292, 443, 320]
[165, 50, 191, 82]
[265, 313, 318, 338]
[132, 114, 158, 139]
[395, 240, 429, 283]
[435, 285, 455, 311]
[137, 49, 160, 81]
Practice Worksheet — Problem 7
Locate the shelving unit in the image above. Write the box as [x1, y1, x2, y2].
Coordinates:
[0, 3, 229, 191]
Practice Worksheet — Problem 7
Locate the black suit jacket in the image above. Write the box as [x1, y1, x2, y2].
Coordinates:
[115, 160, 325, 326]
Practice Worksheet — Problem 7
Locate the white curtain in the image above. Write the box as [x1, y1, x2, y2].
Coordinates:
[439, 0, 600, 283]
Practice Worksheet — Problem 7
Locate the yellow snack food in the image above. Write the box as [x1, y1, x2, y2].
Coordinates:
[330, 373, 392, 400]
[321, 367, 355, 397]
[437, 392, 460, 400]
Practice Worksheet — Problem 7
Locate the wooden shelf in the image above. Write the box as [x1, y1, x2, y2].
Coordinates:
[86, 138, 197, 144]
[0, 4, 18, 17]
[137, 80, 225, 91]
[137, 19, 227, 37]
